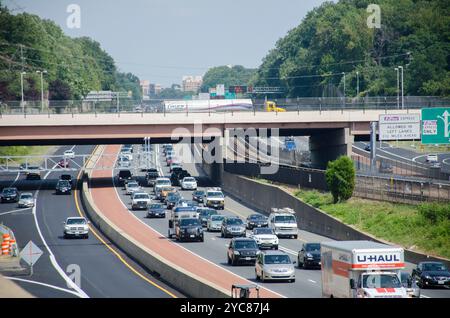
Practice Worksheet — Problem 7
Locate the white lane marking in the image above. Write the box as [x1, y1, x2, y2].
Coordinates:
[420, 294, 430, 298]
[308, 279, 317, 284]
[32, 145, 89, 298]
[211, 237, 216, 241]
[278, 246, 299, 256]
[0, 207, 32, 216]
[108, 145, 286, 298]
[5, 276, 82, 297]
[8, 172, 20, 187]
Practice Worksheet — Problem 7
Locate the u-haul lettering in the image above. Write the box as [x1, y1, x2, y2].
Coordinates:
[356, 254, 400, 263]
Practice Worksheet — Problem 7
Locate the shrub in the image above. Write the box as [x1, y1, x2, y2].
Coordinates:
[418, 203, 450, 224]
[325, 156, 355, 203]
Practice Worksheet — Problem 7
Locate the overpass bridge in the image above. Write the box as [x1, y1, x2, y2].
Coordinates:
[0, 109, 421, 169]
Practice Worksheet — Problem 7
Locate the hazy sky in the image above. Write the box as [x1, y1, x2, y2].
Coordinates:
[5, 0, 328, 86]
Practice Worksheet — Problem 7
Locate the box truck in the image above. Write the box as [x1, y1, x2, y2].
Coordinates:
[321, 240, 408, 298]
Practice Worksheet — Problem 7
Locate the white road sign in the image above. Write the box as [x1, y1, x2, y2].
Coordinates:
[379, 114, 420, 140]
[20, 240, 43, 266]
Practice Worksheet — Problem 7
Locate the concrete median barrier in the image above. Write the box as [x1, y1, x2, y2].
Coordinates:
[79, 176, 229, 298]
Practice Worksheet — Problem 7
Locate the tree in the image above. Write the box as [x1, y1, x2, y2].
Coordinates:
[201, 65, 256, 92]
[325, 156, 355, 203]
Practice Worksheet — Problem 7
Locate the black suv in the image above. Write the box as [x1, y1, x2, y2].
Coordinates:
[118, 170, 132, 186]
[1, 187, 20, 203]
[192, 190, 205, 203]
[60, 174, 73, 186]
[56, 180, 72, 195]
[227, 238, 260, 266]
[145, 169, 159, 186]
[175, 218, 204, 242]
[297, 243, 321, 269]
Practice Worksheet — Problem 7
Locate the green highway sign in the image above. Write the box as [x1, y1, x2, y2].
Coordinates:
[421, 107, 450, 144]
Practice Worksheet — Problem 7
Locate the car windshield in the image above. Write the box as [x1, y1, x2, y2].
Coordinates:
[422, 263, 448, 271]
[254, 228, 274, 235]
[235, 240, 258, 249]
[128, 183, 139, 188]
[264, 254, 291, 264]
[199, 210, 217, 217]
[179, 219, 200, 226]
[168, 193, 180, 199]
[150, 204, 164, 209]
[305, 244, 321, 252]
[67, 218, 86, 225]
[21, 194, 33, 199]
[156, 180, 170, 185]
[207, 191, 224, 198]
[58, 181, 70, 187]
[226, 218, 243, 225]
[3, 188, 16, 194]
[184, 178, 195, 182]
[362, 274, 402, 289]
[194, 191, 205, 196]
[274, 215, 296, 223]
[211, 215, 225, 222]
[134, 194, 149, 199]
[249, 214, 265, 220]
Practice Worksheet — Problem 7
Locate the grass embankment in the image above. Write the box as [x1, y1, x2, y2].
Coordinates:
[0, 146, 56, 164]
[294, 189, 450, 259]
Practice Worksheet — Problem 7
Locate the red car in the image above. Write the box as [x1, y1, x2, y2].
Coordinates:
[58, 159, 69, 168]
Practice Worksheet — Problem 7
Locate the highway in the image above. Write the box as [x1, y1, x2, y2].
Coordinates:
[110, 143, 449, 298]
[0, 145, 179, 298]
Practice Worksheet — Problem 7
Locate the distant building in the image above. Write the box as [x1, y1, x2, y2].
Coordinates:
[140, 80, 150, 97]
[149, 83, 156, 97]
[155, 84, 163, 95]
[182, 76, 203, 93]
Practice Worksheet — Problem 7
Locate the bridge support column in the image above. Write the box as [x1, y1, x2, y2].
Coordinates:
[202, 136, 224, 186]
[309, 128, 354, 169]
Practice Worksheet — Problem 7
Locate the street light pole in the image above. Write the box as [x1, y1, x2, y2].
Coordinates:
[356, 71, 359, 98]
[394, 67, 399, 109]
[342, 72, 346, 107]
[36, 70, 47, 112]
[398, 66, 404, 109]
[20, 71, 26, 110]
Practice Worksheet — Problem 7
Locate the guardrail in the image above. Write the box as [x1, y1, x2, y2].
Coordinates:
[0, 96, 448, 117]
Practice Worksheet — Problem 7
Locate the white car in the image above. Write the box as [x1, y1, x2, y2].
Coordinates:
[63, 150, 75, 159]
[426, 154, 438, 163]
[125, 181, 141, 195]
[118, 156, 131, 168]
[255, 250, 296, 283]
[131, 192, 151, 210]
[249, 227, 279, 250]
[18, 192, 34, 208]
[120, 151, 133, 161]
[63, 217, 90, 239]
[154, 177, 171, 194]
[180, 177, 197, 190]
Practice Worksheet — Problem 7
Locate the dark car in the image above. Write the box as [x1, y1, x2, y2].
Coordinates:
[60, 174, 73, 187]
[118, 170, 133, 186]
[297, 243, 321, 269]
[197, 208, 218, 227]
[379, 160, 393, 174]
[412, 262, 450, 289]
[227, 238, 260, 266]
[146, 169, 159, 186]
[147, 203, 166, 218]
[192, 190, 205, 203]
[364, 144, 371, 152]
[56, 180, 72, 195]
[1, 187, 20, 203]
[246, 214, 269, 230]
[25, 166, 42, 180]
[221, 217, 246, 238]
[166, 192, 182, 209]
[175, 218, 204, 242]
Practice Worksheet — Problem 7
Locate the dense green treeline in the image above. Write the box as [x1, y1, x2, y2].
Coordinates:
[200, 65, 256, 92]
[0, 2, 141, 101]
[253, 0, 450, 98]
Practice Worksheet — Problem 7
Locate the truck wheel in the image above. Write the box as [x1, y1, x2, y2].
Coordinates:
[261, 271, 265, 282]
[290, 279, 295, 283]
[227, 256, 231, 265]
[255, 270, 259, 281]
[293, 235, 298, 239]
[221, 231, 224, 238]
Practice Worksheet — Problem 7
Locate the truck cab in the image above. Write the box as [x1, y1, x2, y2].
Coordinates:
[264, 101, 285, 112]
[268, 207, 298, 239]
[167, 206, 198, 238]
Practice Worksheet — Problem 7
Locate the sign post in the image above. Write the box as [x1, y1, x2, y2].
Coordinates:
[421, 107, 450, 145]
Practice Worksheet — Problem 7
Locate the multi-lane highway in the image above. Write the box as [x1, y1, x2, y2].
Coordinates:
[109, 143, 449, 298]
[0, 145, 179, 298]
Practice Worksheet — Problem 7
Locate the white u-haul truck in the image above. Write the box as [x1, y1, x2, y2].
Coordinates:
[321, 241, 408, 298]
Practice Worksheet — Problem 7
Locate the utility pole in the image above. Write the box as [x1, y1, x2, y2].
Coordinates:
[394, 67, 399, 109]
[20, 71, 26, 110]
[356, 71, 359, 97]
[342, 72, 346, 107]
[398, 66, 404, 109]
[36, 70, 47, 112]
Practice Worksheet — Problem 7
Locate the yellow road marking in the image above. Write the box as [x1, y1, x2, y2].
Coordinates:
[73, 146, 177, 298]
